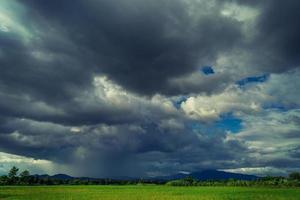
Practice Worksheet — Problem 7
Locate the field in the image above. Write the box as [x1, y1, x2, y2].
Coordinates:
[0, 185, 299, 200]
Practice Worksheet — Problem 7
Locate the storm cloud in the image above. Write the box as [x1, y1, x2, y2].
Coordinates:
[0, 0, 299, 177]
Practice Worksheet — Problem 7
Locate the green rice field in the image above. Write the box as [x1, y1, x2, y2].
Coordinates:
[0, 185, 299, 200]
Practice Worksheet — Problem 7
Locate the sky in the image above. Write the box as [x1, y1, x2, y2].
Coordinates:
[0, 0, 299, 178]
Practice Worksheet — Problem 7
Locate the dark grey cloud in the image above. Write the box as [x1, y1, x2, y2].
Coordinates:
[231, 0, 300, 73]
[17, 0, 242, 96]
[257, 0, 300, 72]
[0, 0, 300, 177]
[0, 116, 248, 177]
[0, 0, 244, 128]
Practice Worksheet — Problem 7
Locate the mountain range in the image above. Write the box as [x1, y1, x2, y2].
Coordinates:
[34, 169, 258, 181]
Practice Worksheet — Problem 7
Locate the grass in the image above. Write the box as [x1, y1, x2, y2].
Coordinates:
[0, 185, 299, 200]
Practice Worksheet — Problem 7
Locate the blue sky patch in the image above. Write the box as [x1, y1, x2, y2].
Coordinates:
[236, 74, 268, 86]
[173, 96, 188, 109]
[201, 66, 215, 75]
[186, 113, 243, 135]
[215, 114, 243, 133]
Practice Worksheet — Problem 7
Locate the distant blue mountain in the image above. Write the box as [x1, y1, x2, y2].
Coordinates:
[33, 169, 258, 181]
[51, 174, 74, 180]
[190, 169, 257, 180]
[33, 174, 96, 180]
[157, 169, 258, 181]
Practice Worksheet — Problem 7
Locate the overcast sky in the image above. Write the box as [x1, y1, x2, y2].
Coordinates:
[0, 0, 299, 177]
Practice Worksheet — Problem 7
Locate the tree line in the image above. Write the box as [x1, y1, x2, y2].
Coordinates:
[0, 166, 32, 185]
[0, 166, 164, 185]
[1, 166, 300, 187]
[166, 173, 300, 187]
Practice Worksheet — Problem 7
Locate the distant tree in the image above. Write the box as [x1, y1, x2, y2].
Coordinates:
[8, 166, 19, 179]
[0, 175, 9, 185]
[20, 170, 30, 178]
[183, 176, 196, 186]
[289, 172, 300, 180]
[19, 170, 30, 184]
[8, 166, 19, 184]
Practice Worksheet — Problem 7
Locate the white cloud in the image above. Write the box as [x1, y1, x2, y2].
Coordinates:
[236, 109, 300, 152]
[91, 75, 178, 119]
[0, 152, 65, 176]
[181, 84, 267, 121]
[0, 1, 33, 41]
[221, 2, 259, 23]
[260, 69, 300, 107]
[180, 69, 300, 122]
[223, 167, 300, 177]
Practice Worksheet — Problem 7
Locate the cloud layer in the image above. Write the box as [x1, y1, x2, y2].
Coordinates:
[0, 0, 299, 177]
